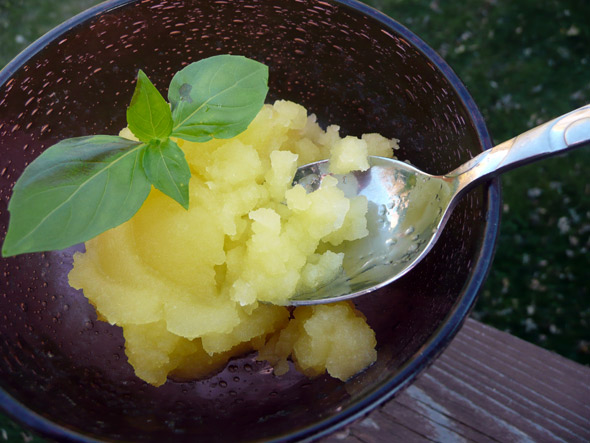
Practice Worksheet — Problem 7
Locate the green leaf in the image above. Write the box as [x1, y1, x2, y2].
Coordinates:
[2, 55, 271, 257]
[143, 138, 191, 209]
[168, 54, 268, 142]
[2, 136, 151, 257]
[127, 69, 173, 142]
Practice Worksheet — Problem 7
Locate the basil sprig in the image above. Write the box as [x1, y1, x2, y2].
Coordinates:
[2, 55, 269, 257]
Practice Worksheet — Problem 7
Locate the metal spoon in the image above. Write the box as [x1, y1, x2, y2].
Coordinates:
[289, 105, 590, 305]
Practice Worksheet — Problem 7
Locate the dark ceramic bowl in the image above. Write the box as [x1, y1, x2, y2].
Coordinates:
[0, 0, 500, 441]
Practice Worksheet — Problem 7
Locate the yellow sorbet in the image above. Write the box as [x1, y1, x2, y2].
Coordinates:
[69, 100, 399, 386]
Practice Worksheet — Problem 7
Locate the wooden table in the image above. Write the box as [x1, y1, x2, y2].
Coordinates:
[323, 318, 590, 442]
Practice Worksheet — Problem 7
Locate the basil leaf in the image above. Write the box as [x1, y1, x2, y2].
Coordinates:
[168, 54, 268, 142]
[127, 69, 173, 143]
[2, 136, 151, 257]
[143, 138, 191, 209]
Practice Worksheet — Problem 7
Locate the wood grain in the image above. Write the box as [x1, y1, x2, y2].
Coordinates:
[323, 318, 590, 442]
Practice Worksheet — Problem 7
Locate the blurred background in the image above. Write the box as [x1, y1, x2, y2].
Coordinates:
[1, 0, 589, 440]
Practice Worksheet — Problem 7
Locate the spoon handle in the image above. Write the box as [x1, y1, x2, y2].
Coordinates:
[450, 104, 590, 193]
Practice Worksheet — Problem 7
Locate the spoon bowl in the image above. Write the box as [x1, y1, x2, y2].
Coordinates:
[290, 104, 590, 305]
[291, 157, 455, 304]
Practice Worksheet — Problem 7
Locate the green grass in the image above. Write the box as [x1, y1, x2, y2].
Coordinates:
[1, 0, 589, 440]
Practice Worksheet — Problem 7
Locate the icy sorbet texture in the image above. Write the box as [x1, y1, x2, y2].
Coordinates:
[68, 100, 399, 386]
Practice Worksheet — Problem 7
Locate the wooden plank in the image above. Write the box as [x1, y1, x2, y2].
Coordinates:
[390, 387, 498, 443]
[323, 411, 440, 443]
[456, 323, 589, 410]
[325, 318, 590, 442]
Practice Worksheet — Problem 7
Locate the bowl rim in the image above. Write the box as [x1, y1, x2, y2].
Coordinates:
[0, 0, 501, 441]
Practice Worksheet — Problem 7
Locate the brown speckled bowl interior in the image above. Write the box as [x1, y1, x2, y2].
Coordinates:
[0, 0, 500, 441]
